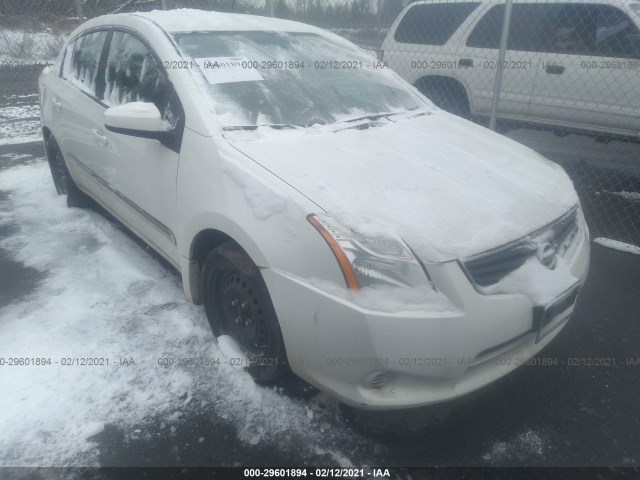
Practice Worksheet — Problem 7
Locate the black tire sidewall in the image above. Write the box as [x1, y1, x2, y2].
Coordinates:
[45, 137, 90, 208]
[202, 243, 288, 383]
[418, 81, 470, 118]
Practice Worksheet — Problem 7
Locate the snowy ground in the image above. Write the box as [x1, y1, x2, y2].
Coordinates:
[0, 93, 41, 145]
[0, 146, 639, 470]
[0, 158, 377, 468]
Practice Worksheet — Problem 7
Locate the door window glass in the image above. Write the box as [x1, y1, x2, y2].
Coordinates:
[467, 4, 555, 52]
[593, 6, 640, 58]
[68, 31, 107, 95]
[104, 31, 170, 112]
[395, 3, 479, 45]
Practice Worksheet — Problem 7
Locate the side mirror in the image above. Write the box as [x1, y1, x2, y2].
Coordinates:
[104, 102, 169, 141]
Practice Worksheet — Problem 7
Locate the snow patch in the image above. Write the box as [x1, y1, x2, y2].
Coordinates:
[217, 335, 249, 366]
[593, 237, 640, 255]
[81, 422, 105, 440]
[220, 151, 290, 220]
[603, 190, 640, 202]
[484, 256, 579, 305]
[0, 95, 41, 144]
[483, 429, 547, 463]
[0, 135, 42, 146]
[0, 160, 373, 467]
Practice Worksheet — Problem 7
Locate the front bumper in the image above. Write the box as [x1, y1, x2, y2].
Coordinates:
[263, 224, 590, 410]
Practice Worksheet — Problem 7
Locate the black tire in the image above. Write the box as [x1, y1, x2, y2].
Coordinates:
[416, 79, 470, 118]
[201, 242, 288, 383]
[45, 136, 91, 208]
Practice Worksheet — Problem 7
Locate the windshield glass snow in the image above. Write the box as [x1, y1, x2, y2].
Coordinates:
[174, 31, 424, 128]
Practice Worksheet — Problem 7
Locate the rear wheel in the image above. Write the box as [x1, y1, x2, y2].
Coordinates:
[45, 136, 91, 208]
[201, 242, 288, 383]
[416, 78, 470, 119]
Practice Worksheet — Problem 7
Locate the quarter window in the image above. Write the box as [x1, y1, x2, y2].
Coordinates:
[394, 3, 480, 45]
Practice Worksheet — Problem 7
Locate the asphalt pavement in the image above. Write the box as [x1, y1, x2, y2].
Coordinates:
[0, 142, 639, 475]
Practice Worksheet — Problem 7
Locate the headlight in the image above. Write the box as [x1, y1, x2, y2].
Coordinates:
[307, 214, 432, 289]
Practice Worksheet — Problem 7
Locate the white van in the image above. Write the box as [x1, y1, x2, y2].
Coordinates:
[381, 0, 640, 138]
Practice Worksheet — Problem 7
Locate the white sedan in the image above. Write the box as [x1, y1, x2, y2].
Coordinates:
[38, 9, 590, 410]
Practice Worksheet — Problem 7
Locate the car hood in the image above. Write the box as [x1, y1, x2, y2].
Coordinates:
[228, 111, 579, 262]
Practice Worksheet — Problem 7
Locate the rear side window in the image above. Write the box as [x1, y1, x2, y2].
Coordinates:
[394, 3, 480, 45]
[467, 3, 640, 57]
[467, 4, 556, 51]
[104, 31, 170, 113]
[558, 4, 640, 58]
[66, 31, 108, 96]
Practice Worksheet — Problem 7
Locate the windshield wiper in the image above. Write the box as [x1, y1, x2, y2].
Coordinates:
[337, 112, 396, 124]
[223, 124, 299, 131]
[332, 110, 431, 132]
[336, 109, 430, 126]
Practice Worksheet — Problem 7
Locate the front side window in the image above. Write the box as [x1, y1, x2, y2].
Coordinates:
[104, 31, 171, 112]
[67, 30, 108, 96]
[394, 3, 480, 45]
[175, 31, 425, 128]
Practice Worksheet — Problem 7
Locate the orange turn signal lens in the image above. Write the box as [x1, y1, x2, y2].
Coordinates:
[307, 215, 361, 290]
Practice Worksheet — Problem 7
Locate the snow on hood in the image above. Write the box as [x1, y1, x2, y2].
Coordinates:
[228, 112, 579, 262]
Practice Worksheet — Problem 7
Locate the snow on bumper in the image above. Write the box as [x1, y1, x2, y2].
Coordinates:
[263, 228, 590, 410]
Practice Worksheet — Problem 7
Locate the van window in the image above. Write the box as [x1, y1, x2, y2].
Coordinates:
[394, 3, 480, 46]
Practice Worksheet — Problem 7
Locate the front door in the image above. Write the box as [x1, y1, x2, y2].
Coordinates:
[101, 30, 185, 263]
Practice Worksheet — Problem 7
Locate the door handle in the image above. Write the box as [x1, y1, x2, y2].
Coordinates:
[92, 129, 108, 146]
[52, 98, 62, 111]
[459, 58, 473, 68]
[545, 65, 565, 75]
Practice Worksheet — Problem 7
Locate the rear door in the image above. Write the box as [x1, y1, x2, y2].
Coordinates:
[528, 3, 640, 136]
[54, 30, 112, 198]
[101, 30, 185, 263]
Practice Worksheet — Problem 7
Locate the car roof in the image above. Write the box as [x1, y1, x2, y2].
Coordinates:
[127, 8, 325, 34]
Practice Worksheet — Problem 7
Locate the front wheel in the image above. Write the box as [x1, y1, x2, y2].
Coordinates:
[201, 242, 289, 383]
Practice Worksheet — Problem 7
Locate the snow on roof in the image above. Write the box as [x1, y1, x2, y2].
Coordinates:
[132, 8, 324, 34]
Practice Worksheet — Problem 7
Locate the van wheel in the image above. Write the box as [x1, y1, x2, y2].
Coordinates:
[202, 242, 288, 383]
[45, 137, 91, 208]
[416, 78, 470, 118]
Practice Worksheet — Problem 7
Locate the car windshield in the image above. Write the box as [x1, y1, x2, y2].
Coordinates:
[173, 31, 425, 128]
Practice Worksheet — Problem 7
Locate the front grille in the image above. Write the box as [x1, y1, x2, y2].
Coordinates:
[463, 207, 580, 287]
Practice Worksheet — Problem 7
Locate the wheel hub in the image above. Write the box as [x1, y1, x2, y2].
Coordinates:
[221, 273, 267, 355]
